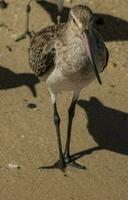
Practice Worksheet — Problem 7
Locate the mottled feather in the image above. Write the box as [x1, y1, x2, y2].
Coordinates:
[29, 24, 65, 77]
[28, 5, 108, 93]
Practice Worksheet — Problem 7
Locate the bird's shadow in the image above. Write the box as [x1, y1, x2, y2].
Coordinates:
[36, 0, 70, 24]
[0, 65, 39, 97]
[36, 0, 128, 41]
[71, 97, 128, 161]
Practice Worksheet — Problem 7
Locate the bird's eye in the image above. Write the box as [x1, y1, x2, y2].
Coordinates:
[72, 17, 79, 27]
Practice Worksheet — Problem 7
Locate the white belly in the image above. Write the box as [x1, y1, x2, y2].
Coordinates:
[45, 68, 95, 94]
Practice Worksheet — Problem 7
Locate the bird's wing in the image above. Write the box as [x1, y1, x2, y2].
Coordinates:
[29, 25, 58, 77]
[91, 28, 109, 72]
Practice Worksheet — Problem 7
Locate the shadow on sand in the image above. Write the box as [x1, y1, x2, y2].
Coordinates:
[36, 0, 128, 42]
[71, 97, 128, 161]
[0, 65, 39, 97]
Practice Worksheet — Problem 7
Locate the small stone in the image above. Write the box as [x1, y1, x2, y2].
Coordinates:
[27, 103, 37, 109]
[6, 45, 12, 52]
[10, 34, 18, 39]
[110, 84, 115, 88]
[108, 62, 117, 69]
[8, 163, 20, 169]
[113, 62, 117, 67]
[0, 23, 5, 27]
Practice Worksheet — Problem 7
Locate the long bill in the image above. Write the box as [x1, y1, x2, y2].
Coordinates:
[82, 31, 102, 85]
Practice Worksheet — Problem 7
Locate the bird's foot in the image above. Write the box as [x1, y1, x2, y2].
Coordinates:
[39, 159, 66, 172]
[39, 155, 86, 172]
[15, 31, 35, 42]
[64, 154, 86, 170]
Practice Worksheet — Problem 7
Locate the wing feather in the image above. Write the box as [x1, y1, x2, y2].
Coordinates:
[29, 25, 57, 77]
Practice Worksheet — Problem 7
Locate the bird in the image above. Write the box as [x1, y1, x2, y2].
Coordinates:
[16, 0, 65, 42]
[28, 4, 109, 171]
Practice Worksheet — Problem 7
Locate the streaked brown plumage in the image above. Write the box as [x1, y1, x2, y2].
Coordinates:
[28, 5, 109, 171]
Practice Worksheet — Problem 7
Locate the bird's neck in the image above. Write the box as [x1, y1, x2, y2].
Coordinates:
[65, 22, 81, 42]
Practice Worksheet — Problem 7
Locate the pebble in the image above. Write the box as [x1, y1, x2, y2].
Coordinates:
[108, 62, 117, 69]
[10, 34, 18, 39]
[27, 103, 37, 109]
[6, 45, 12, 52]
[110, 84, 115, 88]
[8, 163, 20, 169]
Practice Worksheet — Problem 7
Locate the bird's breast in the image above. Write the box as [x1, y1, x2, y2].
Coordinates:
[46, 38, 95, 93]
[55, 37, 93, 77]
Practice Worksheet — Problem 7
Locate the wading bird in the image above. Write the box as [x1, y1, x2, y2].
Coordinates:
[28, 5, 109, 171]
[16, 0, 65, 42]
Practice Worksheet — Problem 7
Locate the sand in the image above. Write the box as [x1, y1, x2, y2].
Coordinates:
[0, 0, 128, 199]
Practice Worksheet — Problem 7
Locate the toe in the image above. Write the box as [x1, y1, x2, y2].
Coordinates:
[69, 161, 86, 169]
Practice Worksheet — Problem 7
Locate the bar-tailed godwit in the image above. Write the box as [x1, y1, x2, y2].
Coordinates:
[28, 4, 109, 171]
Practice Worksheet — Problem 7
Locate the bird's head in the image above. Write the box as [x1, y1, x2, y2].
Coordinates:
[68, 5, 102, 85]
[68, 5, 93, 34]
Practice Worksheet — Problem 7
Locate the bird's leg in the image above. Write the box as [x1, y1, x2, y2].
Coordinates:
[57, 14, 61, 24]
[64, 96, 77, 158]
[64, 94, 86, 169]
[52, 102, 65, 170]
[39, 95, 65, 172]
[57, 0, 64, 24]
[15, 0, 34, 42]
